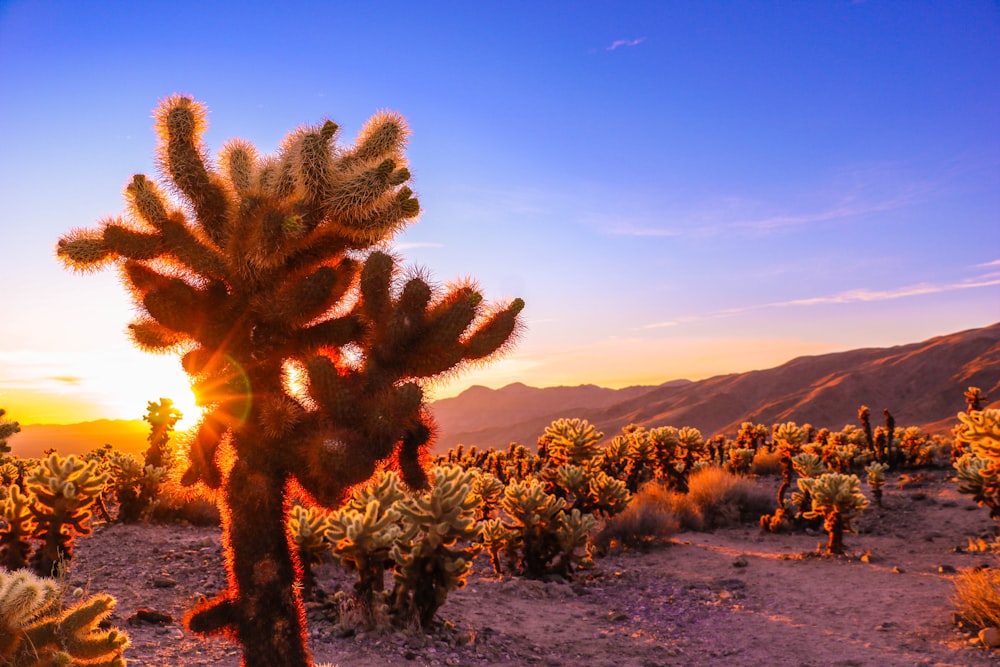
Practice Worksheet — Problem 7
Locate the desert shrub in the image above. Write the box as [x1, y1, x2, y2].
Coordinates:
[953, 567, 1000, 629]
[593, 481, 680, 552]
[751, 449, 783, 476]
[677, 466, 774, 530]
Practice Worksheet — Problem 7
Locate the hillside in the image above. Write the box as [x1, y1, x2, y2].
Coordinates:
[428, 322, 1000, 452]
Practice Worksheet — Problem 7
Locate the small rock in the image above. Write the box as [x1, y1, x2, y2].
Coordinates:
[151, 576, 177, 588]
[732, 558, 748, 568]
[892, 566, 904, 574]
[979, 627, 1000, 648]
[874, 622, 894, 632]
[127, 608, 173, 625]
[938, 565, 957, 574]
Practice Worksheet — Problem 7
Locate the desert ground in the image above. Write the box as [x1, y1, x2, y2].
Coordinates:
[69, 468, 999, 667]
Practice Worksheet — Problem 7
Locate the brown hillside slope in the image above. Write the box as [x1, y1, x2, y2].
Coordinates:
[429, 322, 1000, 452]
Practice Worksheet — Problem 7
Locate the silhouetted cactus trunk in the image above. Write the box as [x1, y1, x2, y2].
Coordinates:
[188, 453, 309, 667]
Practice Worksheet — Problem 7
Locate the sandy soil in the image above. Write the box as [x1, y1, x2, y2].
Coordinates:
[68, 468, 1000, 667]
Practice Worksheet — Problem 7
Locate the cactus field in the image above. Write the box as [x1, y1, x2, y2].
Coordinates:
[1, 407, 998, 666]
[49, 464, 998, 667]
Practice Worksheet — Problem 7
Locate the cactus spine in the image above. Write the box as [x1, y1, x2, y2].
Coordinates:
[57, 96, 523, 666]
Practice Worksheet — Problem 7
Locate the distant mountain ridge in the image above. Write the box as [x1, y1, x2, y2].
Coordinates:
[12, 420, 149, 460]
[9, 323, 999, 460]
[428, 322, 1000, 452]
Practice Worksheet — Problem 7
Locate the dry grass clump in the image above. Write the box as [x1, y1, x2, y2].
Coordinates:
[593, 481, 680, 552]
[679, 466, 775, 530]
[953, 567, 1000, 629]
[751, 449, 783, 476]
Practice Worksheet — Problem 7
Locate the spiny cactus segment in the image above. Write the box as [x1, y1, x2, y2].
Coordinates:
[0, 568, 129, 666]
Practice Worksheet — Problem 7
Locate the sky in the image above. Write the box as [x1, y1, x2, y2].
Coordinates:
[0, 1, 998, 427]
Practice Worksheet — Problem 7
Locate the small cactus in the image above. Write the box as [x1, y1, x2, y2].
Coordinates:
[327, 472, 405, 606]
[0, 568, 129, 665]
[288, 503, 332, 597]
[25, 454, 109, 576]
[865, 461, 889, 508]
[390, 465, 481, 627]
[0, 486, 36, 570]
[798, 472, 869, 555]
[542, 418, 603, 467]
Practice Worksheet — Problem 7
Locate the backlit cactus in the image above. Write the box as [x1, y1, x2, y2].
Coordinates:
[107, 453, 165, 523]
[541, 418, 603, 465]
[25, 454, 108, 576]
[288, 503, 332, 597]
[327, 471, 405, 605]
[490, 477, 594, 578]
[390, 464, 481, 627]
[57, 95, 522, 666]
[0, 486, 35, 570]
[0, 409, 19, 461]
[798, 472, 869, 555]
[0, 568, 129, 666]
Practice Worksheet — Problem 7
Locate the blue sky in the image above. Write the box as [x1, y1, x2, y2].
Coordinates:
[1, 1, 998, 425]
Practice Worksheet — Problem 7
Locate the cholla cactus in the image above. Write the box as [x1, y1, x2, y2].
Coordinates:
[954, 454, 1000, 519]
[478, 517, 513, 576]
[772, 422, 807, 511]
[798, 473, 869, 555]
[646, 426, 706, 493]
[494, 478, 594, 578]
[954, 409, 1000, 520]
[0, 568, 129, 666]
[142, 397, 182, 470]
[327, 472, 405, 604]
[0, 409, 19, 461]
[0, 486, 36, 570]
[469, 469, 505, 521]
[108, 453, 165, 523]
[865, 461, 889, 508]
[391, 465, 481, 627]
[25, 454, 108, 576]
[542, 418, 603, 467]
[288, 503, 332, 597]
[57, 96, 522, 666]
[726, 447, 755, 476]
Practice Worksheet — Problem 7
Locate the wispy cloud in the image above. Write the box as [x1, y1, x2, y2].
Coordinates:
[975, 259, 1000, 269]
[606, 37, 645, 51]
[49, 376, 82, 385]
[639, 277, 1000, 329]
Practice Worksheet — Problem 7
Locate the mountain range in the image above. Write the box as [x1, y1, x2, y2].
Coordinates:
[9, 322, 1000, 459]
[429, 322, 1000, 452]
